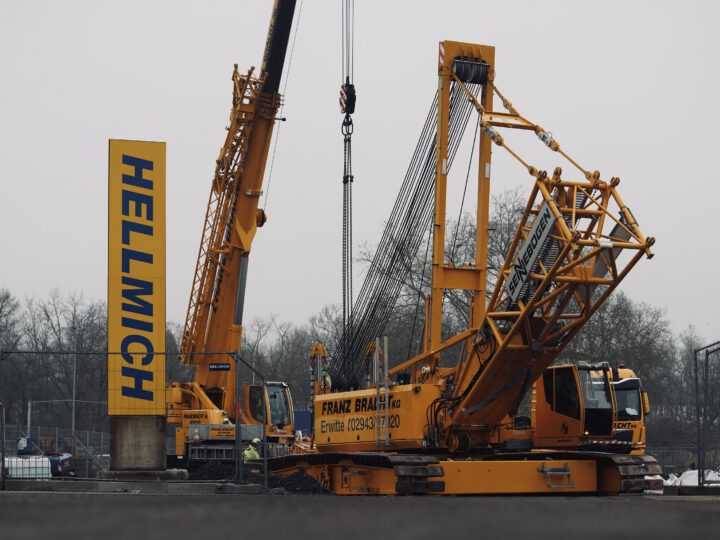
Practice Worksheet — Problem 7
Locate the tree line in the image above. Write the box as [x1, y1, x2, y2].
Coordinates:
[0, 188, 716, 452]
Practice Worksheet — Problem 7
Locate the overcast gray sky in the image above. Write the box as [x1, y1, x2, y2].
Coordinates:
[1, 0, 718, 341]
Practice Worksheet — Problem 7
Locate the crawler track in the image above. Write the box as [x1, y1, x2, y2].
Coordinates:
[268, 450, 662, 495]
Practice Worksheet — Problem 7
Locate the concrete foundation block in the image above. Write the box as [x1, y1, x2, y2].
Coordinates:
[110, 416, 166, 470]
[3, 478, 267, 495]
[97, 481, 167, 494]
[98, 469, 188, 481]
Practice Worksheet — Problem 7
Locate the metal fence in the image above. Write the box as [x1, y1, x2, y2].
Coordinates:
[0, 350, 276, 487]
[2, 424, 110, 479]
[646, 445, 704, 475]
[694, 340, 720, 487]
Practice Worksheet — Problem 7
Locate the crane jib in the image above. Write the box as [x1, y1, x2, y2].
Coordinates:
[506, 202, 556, 302]
[261, 0, 297, 95]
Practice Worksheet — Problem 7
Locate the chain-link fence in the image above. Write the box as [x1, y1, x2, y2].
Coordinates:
[0, 349, 276, 487]
[1, 424, 110, 479]
[693, 340, 720, 487]
[646, 445, 720, 476]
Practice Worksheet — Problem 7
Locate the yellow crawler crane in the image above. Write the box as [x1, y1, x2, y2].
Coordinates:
[270, 40, 661, 495]
[166, 0, 297, 468]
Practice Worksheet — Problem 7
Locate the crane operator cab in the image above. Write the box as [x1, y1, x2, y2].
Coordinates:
[248, 383, 292, 427]
[533, 362, 650, 453]
[245, 382, 294, 457]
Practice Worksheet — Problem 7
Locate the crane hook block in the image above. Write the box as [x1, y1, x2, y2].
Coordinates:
[340, 82, 356, 114]
[452, 57, 489, 85]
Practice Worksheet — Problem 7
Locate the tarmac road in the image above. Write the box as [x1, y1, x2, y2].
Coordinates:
[0, 492, 718, 540]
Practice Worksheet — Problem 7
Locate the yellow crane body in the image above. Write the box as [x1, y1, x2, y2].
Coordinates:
[270, 40, 661, 495]
[314, 385, 439, 452]
[166, 0, 298, 467]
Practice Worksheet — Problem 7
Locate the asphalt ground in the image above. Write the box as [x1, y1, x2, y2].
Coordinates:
[0, 492, 718, 540]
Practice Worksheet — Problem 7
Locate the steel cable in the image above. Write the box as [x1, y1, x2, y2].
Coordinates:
[330, 82, 480, 390]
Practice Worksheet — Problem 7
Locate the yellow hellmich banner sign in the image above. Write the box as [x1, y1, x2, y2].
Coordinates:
[108, 140, 166, 415]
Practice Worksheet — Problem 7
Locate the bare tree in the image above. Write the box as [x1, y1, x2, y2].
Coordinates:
[0, 288, 21, 352]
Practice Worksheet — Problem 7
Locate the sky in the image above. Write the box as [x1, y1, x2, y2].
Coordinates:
[1, 0, 718, 341]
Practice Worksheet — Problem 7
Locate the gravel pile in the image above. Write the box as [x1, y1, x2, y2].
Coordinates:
[188, 461, 235, 480]
[265, 471, 327, 494]
[188, 462, 328, 494]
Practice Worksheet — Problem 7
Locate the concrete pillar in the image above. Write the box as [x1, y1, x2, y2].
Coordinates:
[110, 416, 166, 471]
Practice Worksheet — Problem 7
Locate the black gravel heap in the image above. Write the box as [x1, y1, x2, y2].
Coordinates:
[187, 462, 328, 494]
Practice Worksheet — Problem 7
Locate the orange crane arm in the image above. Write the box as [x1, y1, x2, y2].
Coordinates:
[180, 0, 296, 418]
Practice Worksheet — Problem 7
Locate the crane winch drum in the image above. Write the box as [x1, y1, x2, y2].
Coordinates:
[452, 57, 490, 85]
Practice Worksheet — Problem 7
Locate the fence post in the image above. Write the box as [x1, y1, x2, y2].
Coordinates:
[701, 350, 709, 488]
[26, 402, 31, 436]
[85, 430, 90, 478]
[694, 349, 701, 487]
[262, 410, 267, 488]
[1, 403, 5, 491]
[1, 350, 5, 491]
[233, 352, 243, 486]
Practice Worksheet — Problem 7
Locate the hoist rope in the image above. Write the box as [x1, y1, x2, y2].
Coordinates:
[340, 0, 356, 361]
[263, 0, 304, 211]
[406, 230, 432, 360]
[450, 115, 480, 263]
[341, 0, 354, 83]
[330, 81, 481, 390]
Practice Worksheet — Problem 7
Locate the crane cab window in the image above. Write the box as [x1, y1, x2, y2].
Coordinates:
[613, 378, 642, 421]
[579, 370, 612, 410]
[542, 371, 553, 405]
[249, 386, 265, 422]
[554, 368, 581, 419]
[543, 368, 581, 419]
[267, 384, 291, 427]
[579, 368, 613, 436]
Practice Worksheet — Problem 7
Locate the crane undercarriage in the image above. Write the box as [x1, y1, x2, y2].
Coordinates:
[268, 451, 662, 495]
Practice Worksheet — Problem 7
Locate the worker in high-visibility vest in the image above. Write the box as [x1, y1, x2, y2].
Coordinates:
[243, 437, 261, 461]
